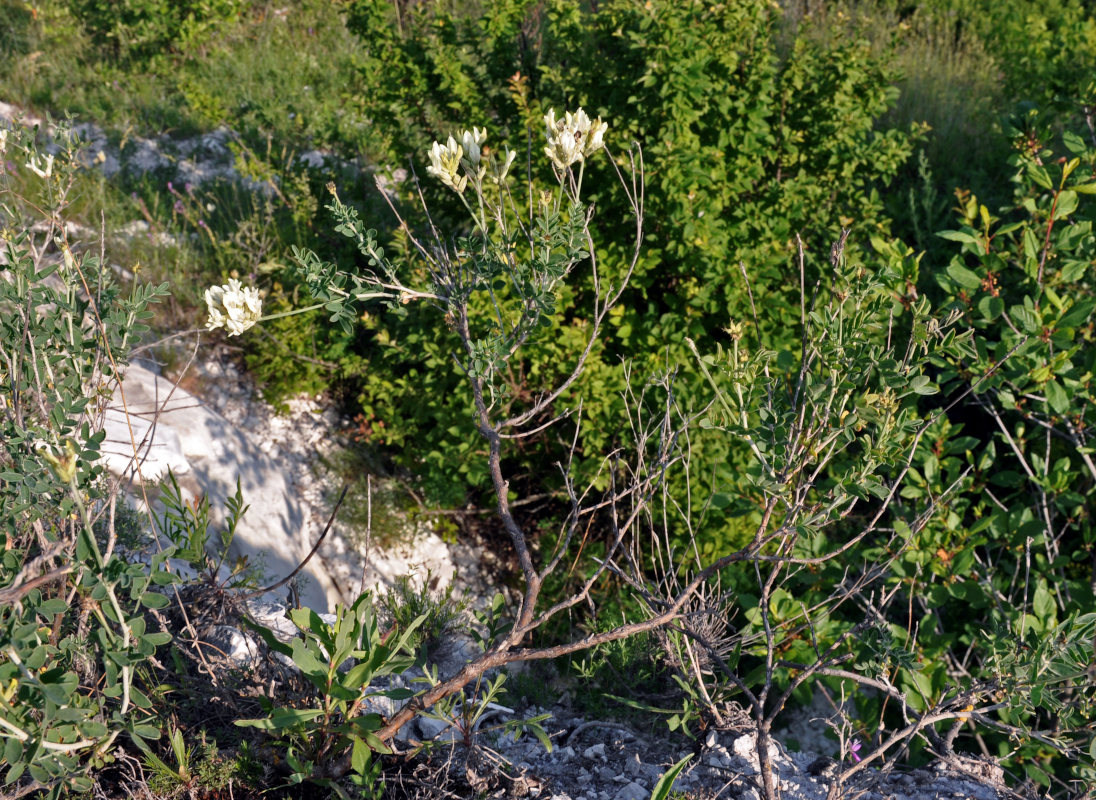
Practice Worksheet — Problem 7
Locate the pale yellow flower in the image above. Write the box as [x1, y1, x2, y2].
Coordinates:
[426, 136, 468, 194]
[544, 108, 608, 171]
[205, 278, 262, 336]
[723, 321, 744, 341]
[25, 153, 54, 180]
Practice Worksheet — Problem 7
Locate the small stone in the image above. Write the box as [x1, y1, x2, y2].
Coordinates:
[704, 745, 734, 769]
[732, 733, 756, 759]
[584, 743, 606, 760]
[611, 783, 648, 800]
[416, 716, 457, 742]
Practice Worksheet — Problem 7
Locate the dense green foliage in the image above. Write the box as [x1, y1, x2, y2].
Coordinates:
[67, 0, 242, 61]
[334, 0, 919, 505]
[2, 0, 1096, 795]
[0, 127, 175, 796]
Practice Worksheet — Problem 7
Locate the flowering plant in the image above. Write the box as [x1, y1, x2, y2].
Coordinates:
[543, 108, 607, 171]
[204, 278, 263, 336]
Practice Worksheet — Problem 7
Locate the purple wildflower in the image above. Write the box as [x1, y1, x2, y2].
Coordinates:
[173, 200, 185, 214]
[849, 739, 862, 763]
[198, 219, 207, 228]
[185, 182, 193, 194]
[167, 180, 174, 192]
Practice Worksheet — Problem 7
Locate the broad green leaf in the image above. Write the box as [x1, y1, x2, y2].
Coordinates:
[129, 687, 153, 709]
[1010, 304, 1041, 334]
[977, 295, 1004, 320]
[1027, 163, 1053, 189]
[1062, 130, 1087, 154]
[290, 638, 329, 678]
[1052, 190, 1078, 220]
[1032, 581, 1056, 622]
[908, 375, 937, 395]
[343, 662, 374, 689]
[129, 723, 161, 740]
[1058, 298, 1095, 329]
[351, 736, 371, 775]
[361, 730, 392, 754]
[35, 599, 68, 618]
[139, 591, 169, 610]
[946, 263, 982, 290]
[937, 230, 979, 246]
[1044, 381, 1069, 415]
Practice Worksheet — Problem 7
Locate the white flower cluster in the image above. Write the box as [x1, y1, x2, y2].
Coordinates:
[0, 129, 7, 156]
[25, 153, 54, 180]
[205, 278, 262, 336]
[543, 108, 607, 171]
[427, 135, 468, 194]
[426, 127, 517, 194]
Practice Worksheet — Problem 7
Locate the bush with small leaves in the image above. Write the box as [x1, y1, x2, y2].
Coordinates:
[0, 121, 173, 798]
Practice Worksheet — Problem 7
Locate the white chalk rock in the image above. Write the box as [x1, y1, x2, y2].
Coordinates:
[102, 363, 337, 611]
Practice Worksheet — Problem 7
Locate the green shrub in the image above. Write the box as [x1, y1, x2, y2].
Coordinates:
[323, 0, 919, 508]
[896, 112, 1096, 789]
[0, 123, 174, 798]
[68, 0, 242, 62]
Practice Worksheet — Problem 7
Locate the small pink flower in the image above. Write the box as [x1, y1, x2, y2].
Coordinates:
[849, 739, 862, 763]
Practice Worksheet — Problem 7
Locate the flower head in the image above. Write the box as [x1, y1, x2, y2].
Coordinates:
[0, 129, 7, 157]
[544, 108, 608, 171]
[205, 278, 262, 336]
[848, 739, 862, 763]
[25, 153, 54, 180]
[40, 440, 78, 484]
[426, 136, 468, 194]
